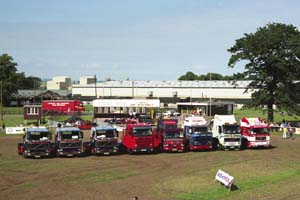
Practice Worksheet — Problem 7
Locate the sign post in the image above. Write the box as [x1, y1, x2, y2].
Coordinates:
[215, 169, 234, 191]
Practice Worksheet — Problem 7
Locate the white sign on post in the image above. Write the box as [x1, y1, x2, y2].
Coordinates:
[215, 169, 234, 190]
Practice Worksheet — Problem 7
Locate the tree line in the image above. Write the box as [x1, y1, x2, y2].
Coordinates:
[0, 54, 42, 106]
[178, 72, 248, 81]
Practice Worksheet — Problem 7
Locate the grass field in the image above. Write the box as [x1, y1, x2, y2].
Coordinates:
[1, 131, 300, 200]
[234, 108, 300, 122]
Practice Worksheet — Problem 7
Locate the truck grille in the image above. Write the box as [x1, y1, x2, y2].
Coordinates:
[96, 141, 115, 147]
[136, 138, 152, 147]
[28, 143, 49, 149]
[59, 142, 81, 148]
[224, 138, 240, 142]
[256, 137, 266, 141]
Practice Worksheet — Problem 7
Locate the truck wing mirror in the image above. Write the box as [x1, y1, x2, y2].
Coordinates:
[218, 126, 222, 133]
[80, 131, 83, 138]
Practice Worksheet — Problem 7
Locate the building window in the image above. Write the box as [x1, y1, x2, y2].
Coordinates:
[27, 107, 39, 115]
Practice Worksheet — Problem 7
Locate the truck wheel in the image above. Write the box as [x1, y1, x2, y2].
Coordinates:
[241, 138, 247, 150]
[185, 143, 190, 152]
[156, 144, 163, 153]
[212, 138, 219, 151]
[22, 153, 28, 159]
[127, 149, 134, 155]
[17, 143, 24, 155]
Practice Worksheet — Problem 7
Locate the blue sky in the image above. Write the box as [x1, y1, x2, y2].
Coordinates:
[1, 0, 300, 81]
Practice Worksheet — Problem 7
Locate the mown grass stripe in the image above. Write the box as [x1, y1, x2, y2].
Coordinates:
[175, 170, 300, 200]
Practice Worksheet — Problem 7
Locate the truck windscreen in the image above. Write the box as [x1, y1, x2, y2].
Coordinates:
[165, 124, 177, 129]
[27, 132, 50, 140]
[133, 128, 152, 136]
[190, 127, 208, 134]
[61, 131, 81, 139]
[165, 131, 181, 139]
[223, 125, 240, 134]
[96, 130, 115, 138]
[252, 128, 269, 134]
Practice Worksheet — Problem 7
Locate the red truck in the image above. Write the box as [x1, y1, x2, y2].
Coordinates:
[121, 123, 161, 154]
[240, 117, 271, 148]
[42, 100, 84, 115]
[157, 119, 184, 152]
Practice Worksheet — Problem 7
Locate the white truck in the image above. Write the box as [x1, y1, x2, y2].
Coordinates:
[212, 115, 241, 150]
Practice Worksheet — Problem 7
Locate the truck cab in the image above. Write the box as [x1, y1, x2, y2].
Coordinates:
[240, 117, 270, 148]
[89, 126, 119, 155]
[18, 127, 53, 158]
[138, 115, 154, 125]
[157, 119, 184, 152]
[183, 116, 213, 151]
[121, 124, 161, 154]
[212, 115, 241, 150]
[55, 127, 84, 157]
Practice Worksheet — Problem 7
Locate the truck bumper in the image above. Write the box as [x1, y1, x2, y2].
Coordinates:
[223, 143, 241, 150]
[133, 147, 154, 153]
[57, 149, 83, 156]
[94, 147, 118, 155]
[24, 150, 51, 158]
[163, 146, 185, 152]
[248, 141, 270, 148]
[189, 145, 212, 150]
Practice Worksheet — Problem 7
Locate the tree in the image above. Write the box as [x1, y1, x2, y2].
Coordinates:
[178, 71, 199, 80]
[228, 23, 300, 122]
[0, 54, 18, 105]
[15, 73, 42, 89]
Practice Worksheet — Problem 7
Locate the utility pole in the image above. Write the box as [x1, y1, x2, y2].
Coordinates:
[94, 74, 97, 99]
[1, 81, 3, 121]
[209, 72, 212, 116]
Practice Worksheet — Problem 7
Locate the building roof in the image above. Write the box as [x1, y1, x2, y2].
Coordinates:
[16, 90, 71, 98]
[74, 80, 251, 88]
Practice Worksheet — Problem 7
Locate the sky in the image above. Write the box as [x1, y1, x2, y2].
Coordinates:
[1, 0, 300, 81]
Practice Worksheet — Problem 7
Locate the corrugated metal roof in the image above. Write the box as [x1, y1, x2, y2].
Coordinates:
[75, 80, 251, 88]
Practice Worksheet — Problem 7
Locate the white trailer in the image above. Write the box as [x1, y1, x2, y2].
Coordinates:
[212, 115, 241, 150]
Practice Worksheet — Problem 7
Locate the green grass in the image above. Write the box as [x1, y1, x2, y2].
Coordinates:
[60, 170, 139, 184]
[1, 106, 24, 114]
[234, 108, 300, 122]
[175, 170, 300, 200]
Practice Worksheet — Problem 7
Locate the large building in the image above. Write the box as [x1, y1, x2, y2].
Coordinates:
[72, 80, 253, 104]
[47, 76, 72, 90]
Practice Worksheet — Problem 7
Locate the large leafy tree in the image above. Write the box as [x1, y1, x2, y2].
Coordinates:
[228, 23, 300, 122]
[0, 54, 18, 105]
[0, 54, 42, 105]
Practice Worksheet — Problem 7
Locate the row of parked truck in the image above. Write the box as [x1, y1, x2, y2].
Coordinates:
[17, 115, 271, 158]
